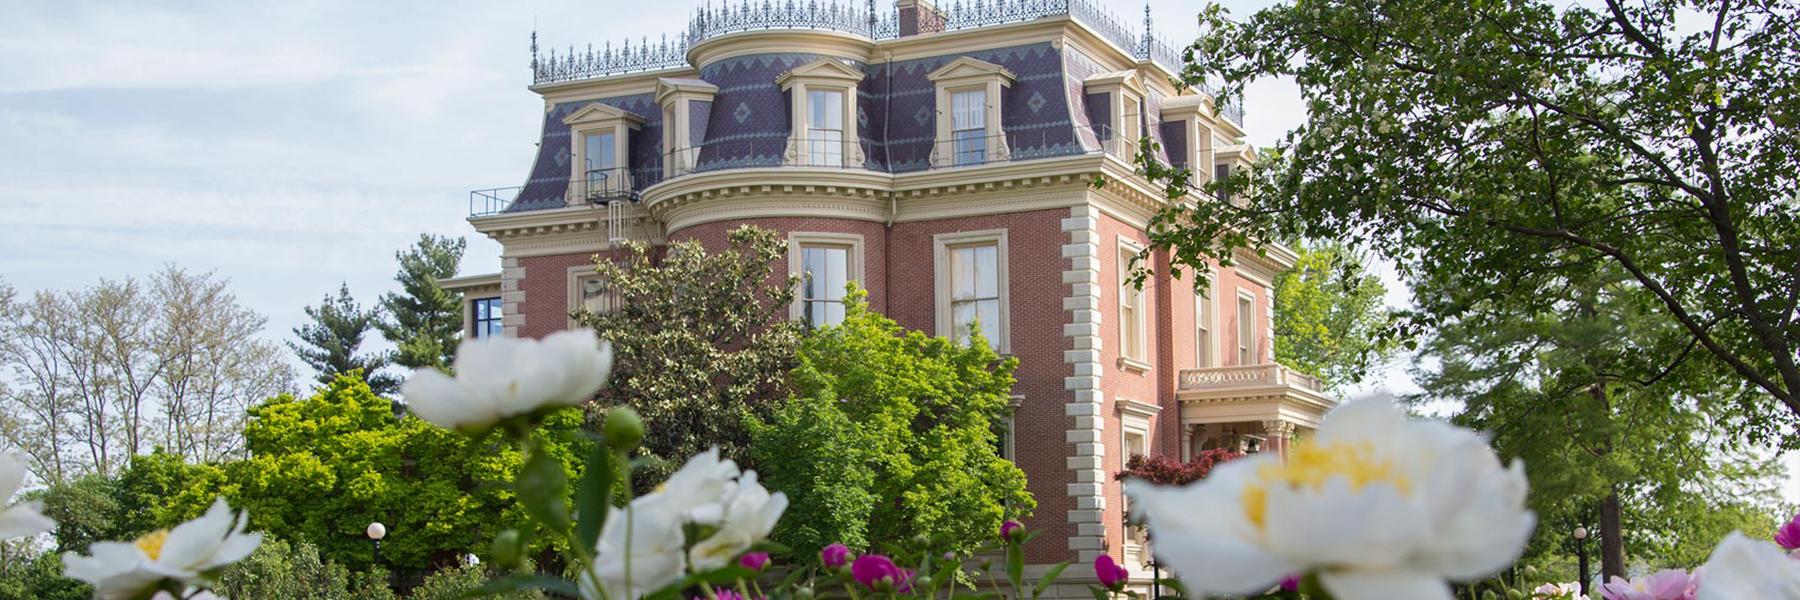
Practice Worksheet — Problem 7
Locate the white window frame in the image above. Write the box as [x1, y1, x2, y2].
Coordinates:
[562, 103, 644, 205]
[927, 57, 1014, 167]
[656, 77, 719, 178]
[933, 229, 1011, 355]
[1237, 289, 1257, 365]
[1195, 273, 1216, 368]
[787, 232, 865, 326]
[568, 265, 622, 329]
[1117, 237, 1150, 370]
[777, 58, 865, 168]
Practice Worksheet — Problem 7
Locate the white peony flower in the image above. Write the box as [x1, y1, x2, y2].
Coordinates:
[687, 470, 788, 571]
[401, 330, 612, 433]
[1127, 399, 1535, 600]
[584, 496, 688, 600]
[1696, 531, 1800, 600]
[0, 452, 55, 540]
[643, 448, 741, 525]
[63, 497, 262, 599]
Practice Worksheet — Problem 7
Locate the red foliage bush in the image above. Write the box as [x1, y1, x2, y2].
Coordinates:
[1112, 449, 1246, 486]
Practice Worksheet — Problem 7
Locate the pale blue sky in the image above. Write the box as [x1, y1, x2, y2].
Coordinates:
[1, 0, 1791, 501]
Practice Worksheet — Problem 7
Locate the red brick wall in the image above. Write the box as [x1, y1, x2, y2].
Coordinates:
[667, 218, 891, 315]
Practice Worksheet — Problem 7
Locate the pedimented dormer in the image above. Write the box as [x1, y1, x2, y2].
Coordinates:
[562, 103, 645, 205]
[777, 58, 866, 168]
[656, 77, 719, 178]
[928, 57, 1015, 167]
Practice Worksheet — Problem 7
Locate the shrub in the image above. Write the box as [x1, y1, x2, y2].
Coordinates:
[214, 538, 396, 600]
[408, 564, 541, 600]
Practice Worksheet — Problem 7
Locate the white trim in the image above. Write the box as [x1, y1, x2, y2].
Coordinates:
[929, 57, 1015, 167]
[933, 229, 1011, 355]
[1115, 236, 1149, 366]
[567, 264, 619, 330]
[1194, 271, 1217, 368]
[786, 232, 866, 323]
[778, 58, 865, 168]
[1236, 288, 1256, 366]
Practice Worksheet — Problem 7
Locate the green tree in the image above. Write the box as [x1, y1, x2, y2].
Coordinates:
[289, 284, 399, 395]
[214, 539, 397, 600]
[1147, 0, 1800, 420]
[1271, 242, 1397, 390]
[1414, 268, 1787, 579]
[750, 290, 1033, 559]
[166, 375, 584, 575]
[378, 235, 467, 371]
[577, 225, 802, 482]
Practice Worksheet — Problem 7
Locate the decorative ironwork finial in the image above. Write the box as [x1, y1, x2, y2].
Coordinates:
[1143, 3, 1152, 42]
[530, 29, 539, 70]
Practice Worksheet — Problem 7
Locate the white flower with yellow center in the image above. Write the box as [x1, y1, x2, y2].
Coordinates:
[401, 330, 612, 434]
[0, 452, 55, 540]
[1697, 531, 1800, 600]
[584, 496, 688, 600]
[1127, 399, 1534, 600]
[63, 497, 262, 599]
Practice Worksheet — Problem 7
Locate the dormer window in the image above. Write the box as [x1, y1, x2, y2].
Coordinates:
[656, 78, 719, 178]
[1084, 70, 1145, 159]
[563, 103, 644, 204]
[1160, 94, 1212, 189]
[776, 58, 865, 168]
[928, 57, 1014, 167]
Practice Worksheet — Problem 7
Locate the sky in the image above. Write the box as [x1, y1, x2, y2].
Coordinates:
[0, 0, 1792, 501]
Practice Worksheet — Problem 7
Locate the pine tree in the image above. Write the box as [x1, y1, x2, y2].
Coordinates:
[287, 283, 398, 395]
[377, 234, 466, 371]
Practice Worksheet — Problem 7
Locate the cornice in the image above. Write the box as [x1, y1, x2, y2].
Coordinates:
[439, 272, 501, 292]
[689, 29, 875, 69]
[532, 67, 698, 103]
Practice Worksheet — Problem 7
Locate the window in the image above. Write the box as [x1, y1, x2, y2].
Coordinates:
[1118, 242, 1147, 364]
[472, 297, 503, 339]
[580, 276, 618, 315]
[799, 245, 850, 328]
[806, 89, 845, 166]
[1195, 275, 1213, 368]
[934, 229, 1010, 354]
[561, 102, 643, 205]
[584, 131, 618, 195]
[1122, 430, 1145, 470]
[1237, 291, 1256, 365]
[951, 89, 987, 166]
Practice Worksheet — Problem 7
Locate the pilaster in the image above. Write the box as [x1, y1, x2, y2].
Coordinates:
[1061, 204, 1107, 562]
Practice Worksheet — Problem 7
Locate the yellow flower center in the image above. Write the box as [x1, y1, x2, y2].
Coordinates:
[1241, 441, 1409, 528]
[134, 529, 171, 561]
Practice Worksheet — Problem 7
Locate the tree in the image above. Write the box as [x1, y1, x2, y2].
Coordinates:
[1148, 0, 1800, 420]
[1271, 242, 1398, 390]
[378, 235, 467, 372]
[289, 284, 398, 396]
[750, 290, 1033, 559]
[1412, 267, 1788, 579]
[0, 268, 293, 479]
[165, 375, 584, 574]
[577, 225, 803, 480]
[1112, 450, 1244, 487]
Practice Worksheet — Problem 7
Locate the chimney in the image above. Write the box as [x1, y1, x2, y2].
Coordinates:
[896, 0, 945, 37]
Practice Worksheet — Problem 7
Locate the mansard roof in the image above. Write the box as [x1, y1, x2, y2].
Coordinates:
[926, 56, 1016, 83]
[561, 102, 647, 126]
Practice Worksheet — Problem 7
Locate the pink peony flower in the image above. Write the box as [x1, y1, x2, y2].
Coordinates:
[1094, 554, 1129, 590]
[821, 543, 853, 568]
[1001, 520, 1023, 542]
[1775, 513, 1800, 551]
[1279, 575, 1301, 592]
[852, 555, 913, 592]
[740, 552, 770, 571]
[1600, 570, 1698, 600]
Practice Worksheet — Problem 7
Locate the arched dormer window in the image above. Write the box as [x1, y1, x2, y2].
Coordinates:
[775, 58, 865, 168]
[1083, 70, 1144, 159]
[927, 57, 1015, 167]
[563, 103, 645, 204]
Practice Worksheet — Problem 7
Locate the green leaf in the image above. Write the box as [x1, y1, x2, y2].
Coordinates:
[1087, 584, 1109, 600]
[1032, 561, 1073, 599]
[1006, 543, 1024, 593]
[453, 574, 581, 599]
[574, 441, 617, 551]
[517, 447, 571, 529]
[750, 540, 793, 556]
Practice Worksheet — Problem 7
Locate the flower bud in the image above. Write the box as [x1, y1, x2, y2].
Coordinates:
[912, 533, 931, 547]
[1000, 520, 1024, 542]
[914, 576, 934, 588]
[603, 407, 644, 451]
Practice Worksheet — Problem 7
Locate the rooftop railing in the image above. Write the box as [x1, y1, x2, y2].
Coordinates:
[1177, 363, 1324, 395]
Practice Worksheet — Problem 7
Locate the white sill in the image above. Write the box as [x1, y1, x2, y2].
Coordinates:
[1118, 356, 1153, 373]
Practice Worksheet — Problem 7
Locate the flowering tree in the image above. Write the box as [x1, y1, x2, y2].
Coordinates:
[1112, 450, 1244, 487]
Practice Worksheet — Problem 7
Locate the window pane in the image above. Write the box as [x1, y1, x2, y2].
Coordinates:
[953, 129, 987, 166]
[952, 89, 985, 130]
[809, 90, 843, 128]
[976, 299, 1000, 350]
[952, 301, 977, 338]
[951, 247, 975, 299]
[974, 245, 998, 298]
[822, 247, 847, 300]
[584, 278, 615, 314]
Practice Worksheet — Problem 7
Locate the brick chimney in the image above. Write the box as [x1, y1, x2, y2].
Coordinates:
[896, 0, 945, 37]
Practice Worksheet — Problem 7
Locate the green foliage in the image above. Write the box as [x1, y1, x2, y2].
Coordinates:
[577, 225, 803, 482]
[1270, 242, 1397, 389]
[290, 284, 400, 395]
[1148, 0, 1800, 422]
[378, 234, 468, 371]
[28, 473, 119, 554]
[409, 563, 542, 600]
[214, 538, 396, 600]
[167, 374, 586, 574]
[751, 289, 1033, 559]
[0, 551, 90, 600]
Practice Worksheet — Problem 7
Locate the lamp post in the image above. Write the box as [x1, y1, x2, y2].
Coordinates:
[1574, 526, 1590, 598]
[367, 522, 387, 567]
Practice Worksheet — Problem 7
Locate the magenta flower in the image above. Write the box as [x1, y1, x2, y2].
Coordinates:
[852, 555, 914, 592]
[1599, 570, 1698, 600]
[700, 591, 750, 600]
[1278, 575, 1301, 592]
[1094, 554, 1129, 589]
[1001, 520, 1023, 542]
[821, 543, 853, 568]
[1776, 512, 1800, 550]
[740, 552, 771, 571]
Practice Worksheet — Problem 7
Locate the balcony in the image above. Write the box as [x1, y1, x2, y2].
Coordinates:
[1174, 363, 1334, 443]
[1177, 363, 1323, 394]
